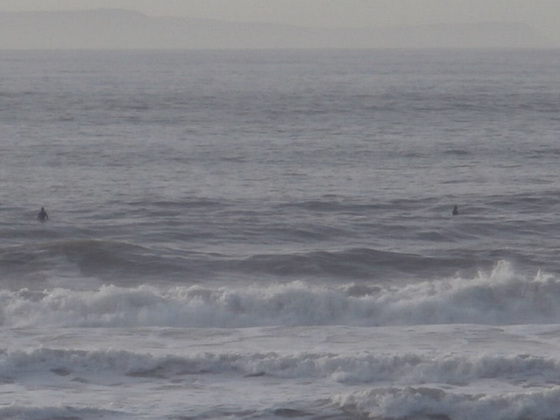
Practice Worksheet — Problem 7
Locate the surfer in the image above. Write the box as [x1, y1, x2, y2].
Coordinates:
[452, 205, 459, 216]
[37, 207, 49, 222]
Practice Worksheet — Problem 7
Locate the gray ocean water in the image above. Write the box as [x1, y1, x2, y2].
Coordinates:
[2, 49, 560, 288]
[2, 49, 560, 419]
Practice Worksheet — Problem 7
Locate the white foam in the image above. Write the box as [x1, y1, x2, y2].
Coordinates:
[2, 345, 560, 385]
[2, 324, 560, 419]
[2, 261, 560, 328]
[333, 386, 560, 420]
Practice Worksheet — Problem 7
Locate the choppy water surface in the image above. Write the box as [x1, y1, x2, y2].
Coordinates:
[1, 49, 560, 419]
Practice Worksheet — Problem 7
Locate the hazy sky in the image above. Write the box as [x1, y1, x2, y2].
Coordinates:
[1, 0, 560, 41]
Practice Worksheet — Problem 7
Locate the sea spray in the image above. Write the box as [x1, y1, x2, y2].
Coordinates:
[2, 261, 559, 328]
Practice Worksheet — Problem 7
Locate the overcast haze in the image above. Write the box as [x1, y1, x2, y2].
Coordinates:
[1, 0, 559, 48]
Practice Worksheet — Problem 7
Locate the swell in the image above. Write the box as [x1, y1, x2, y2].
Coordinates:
[236, 247, 463, 280]
[0, 239, 196, 286]
[0, 236, 483, 287]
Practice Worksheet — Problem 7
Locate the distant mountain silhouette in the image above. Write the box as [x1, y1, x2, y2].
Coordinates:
[0, 9, 549, 49]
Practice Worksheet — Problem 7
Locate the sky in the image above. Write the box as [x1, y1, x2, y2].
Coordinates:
[0, 0, 559, 43]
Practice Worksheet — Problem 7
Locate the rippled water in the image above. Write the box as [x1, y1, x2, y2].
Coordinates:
[1, 49, 560, 419]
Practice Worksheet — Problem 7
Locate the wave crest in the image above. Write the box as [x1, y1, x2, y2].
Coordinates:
[1, 261, 559, 328]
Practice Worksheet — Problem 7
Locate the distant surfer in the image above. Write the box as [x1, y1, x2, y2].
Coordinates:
[452, 205, 459, 216]
[37, 207, 49, 222]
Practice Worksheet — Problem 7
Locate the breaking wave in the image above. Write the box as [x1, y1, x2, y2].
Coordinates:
[1, 261, 559, 328]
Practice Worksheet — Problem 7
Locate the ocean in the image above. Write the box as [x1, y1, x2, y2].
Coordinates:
[1, 48, 560, 419]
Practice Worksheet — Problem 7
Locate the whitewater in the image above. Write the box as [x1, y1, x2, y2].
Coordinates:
[1, 49, 560, 419]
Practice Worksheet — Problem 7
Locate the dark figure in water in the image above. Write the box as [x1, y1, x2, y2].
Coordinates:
[37, 207, 49, 222]
[452, 205, 459, 216]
